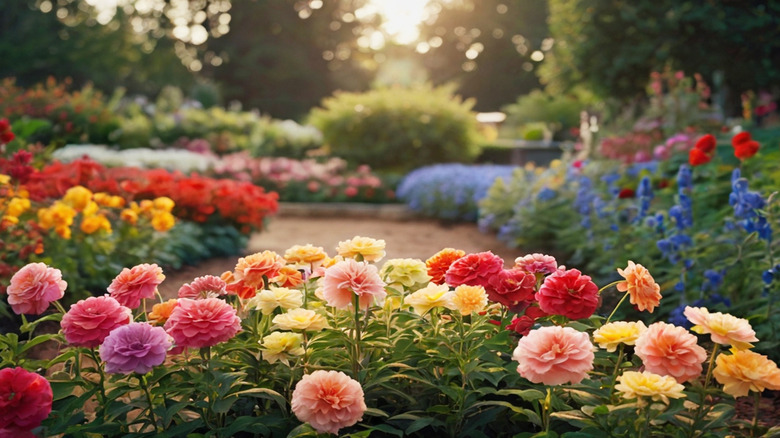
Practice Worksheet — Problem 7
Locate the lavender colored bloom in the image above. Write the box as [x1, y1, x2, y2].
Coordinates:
[99, 322, 172, 374]
[763, 270, 775, 285]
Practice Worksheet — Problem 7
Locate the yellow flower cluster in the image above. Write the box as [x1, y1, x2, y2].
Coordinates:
[123, 197, 176, 232]
[0, 175, 31, 227]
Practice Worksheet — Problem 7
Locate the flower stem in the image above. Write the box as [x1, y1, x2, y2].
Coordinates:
[352, 294, 362, 381]
[609, 344, 625, 401]
[139, 375, 159, 432]
[542, 387, 552, 433]
[605, 290, 630, 324]
[88, 347, 108, 417]
[598, 280, 622, 295]
[752, 391, 761, 437]
[52, 300, 67, 315]
[703, 343, 720, 390]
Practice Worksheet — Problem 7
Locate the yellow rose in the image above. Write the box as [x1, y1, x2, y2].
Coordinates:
[284, 244, 328, 265]
[260, 331, 305, 365]
[405, 283, 452, 316]
[247, 287, 303, 315]
[615, 371, 686, 406]
[271, 308, 329, 332]
[593, 321, 647, 352]
[713, 349, 780, 398]
[379, 258, 431, 289]
[336, 236, 386, 262]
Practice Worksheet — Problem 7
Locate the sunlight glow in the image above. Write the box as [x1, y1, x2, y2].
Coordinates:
[360, 0, 435, 46]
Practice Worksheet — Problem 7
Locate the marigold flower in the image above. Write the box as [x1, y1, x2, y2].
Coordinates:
[615, 371, 686, 406]
[336, 236, 386, 262]
[153, 196, 175, 212]
[272, 308, 330, 332]
[425, 248, 466, 285]
[616, 261, 662, 313]
[683, 306, 758, 350]
[99, 322, 172, 374]
[6, 197, 30, 217]
[380, 258, 431, 289]
[148, 299, 178, 325]
[514, 253, 558, 275]
[233, 250, 286, 289]
[62, 185, 93, 211]
[444, 251, 504, 288]
[247, 286, 303, 315]
[535, 268, 599, 320]
[151, 211, 175, 232]
[120, 208, 138, 225]
[61, 295, 132, 347]
[284, 244, 328, 265]
[513, 326, 594, 385]
[635, 322, 707, 383]
[291, 370, 366, 435]
[108, 263, 165, 309]
[713, 349, 780, 397]
[405, 283, 452, 315]
[164, 298, 242, 348]
[0, 367, 53, 435]
[7, 262, 67, 315]
[320, 258, 387, 309]
[80, 214, 112, 234]
[260, 331, 305, 365]
[593, 321, 647, 352]
[177, 275, 228, 299]
[449, 284, 488, 315]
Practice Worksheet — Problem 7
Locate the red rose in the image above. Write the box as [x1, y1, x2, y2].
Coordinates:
[694, 134, 716, 153]
[444, 251, 504, 288]
[688, 148, 712, 166]
[0, 367, 53, 434]
[734, 140, 760, 160]
[485, 268, 536, 306]
[617, 188, 635, 198]
[535, 268, 599, 320]
[731, 131, 752, 147]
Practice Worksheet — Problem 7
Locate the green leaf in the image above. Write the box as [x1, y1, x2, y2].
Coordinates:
[405, 416, 437, 435]
[496, 388, 546, 401]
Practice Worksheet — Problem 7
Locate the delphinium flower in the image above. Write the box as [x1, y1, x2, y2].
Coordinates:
[633, 176, 653, 224]
[729, 168, 771, 241]
[656, 164, 695, 297]
[573, 175, 596, 233]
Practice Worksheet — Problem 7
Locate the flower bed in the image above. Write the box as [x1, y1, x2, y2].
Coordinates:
[2, 237, 778, 436]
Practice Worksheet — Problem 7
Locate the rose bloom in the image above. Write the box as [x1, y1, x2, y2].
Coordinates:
[260, 331, 305, 365]
[449, 285, 488, 315]
[425, 248, 466, 285]
[177, 275, 228, 299]
[7, 262, 67, 315]
[99, 322, 172, 374]
[635, 322, 707, 383]
[734, 140, 760, 160]
[713, 349, 780, 398]
[291, 370, 367, 435]
[535, 269, 599, 320]
[108, 263, 165, 309]
[284, 244, 328, 266]
[0, 367, 53, 435]
[513, 326, 594, 385]
[61, 295, 132, 347]
[689, 148, 712, 166]
[615, 371, 686, 406]
[148, 299, 178, 326]
[444, 251, 504, 288]
[405, 283, 453, 315]
[593, 321, 647, 352]
[164, 298, 242, 348]
[485, 268, 536, 307]
[247, 286, 303, 315]
[616, 261, 662, 313]
[272, 308, 330, 332]
[321, 259, 387, 309]
[336, 236, 386, 262]
[379, 258, 431, 289]
[271, 265, 305, 288]
[233, 251, 286, 289]
[694, 134, 717, 153]
[683, 306, 758, 350]
[514, 253, 558, 275]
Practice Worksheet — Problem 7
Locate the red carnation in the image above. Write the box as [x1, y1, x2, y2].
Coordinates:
[694, 134, 716, 153]
[444, 251, 504, 288]
[0, 367, 53, 435]
[731, 131, 752, 147]
[689, 148, 712, 166]
[734, 140, 760, 160]
[535, 268, 599, 320]
[485, 268, 536, 306]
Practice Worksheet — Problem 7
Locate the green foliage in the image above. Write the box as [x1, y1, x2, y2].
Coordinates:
[309, 84, 481, 172]
[501, 90, 587, 141]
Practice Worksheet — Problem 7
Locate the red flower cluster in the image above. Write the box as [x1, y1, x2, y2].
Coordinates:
[0, 118, 14, 144]
[688, 134, 716, 166]
[0, 150, 34, 185]
[731, 131, 760, 160]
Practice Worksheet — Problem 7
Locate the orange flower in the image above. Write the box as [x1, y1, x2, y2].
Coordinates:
[449, 284, 488, 315]
[148, 299, 178, 325]
[233, 251, 286, 289]
[271, 265, 304, 288]
[713, 349, 780, 398]
[616, 261, 661, 313]
[425, 248, 466, 285]
[120, 208, 138, 225]
[683, 306, 757, 350]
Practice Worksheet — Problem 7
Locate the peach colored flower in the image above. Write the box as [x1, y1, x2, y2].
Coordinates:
[449, 284, 488, 315]
[444, 251, 504, 288]
[425, 248, 466, 285]
[592, 321, 647, 352]
[247, 286, 303, 315]
[61, 296, 132, 347]
[615, 371, 686, 406]
[148, 299, 178, 326]
[260, 331, 305, 365]
[535, 268, 599, 320]
[321, 259, 387, 309]
[683, 306, 758, 350]
[291, 370, 366, 435]
[512, 326, 594, 385]
[233, 251, 286, 289]
[272, 308, 330, 332]
[336, 236, 386, 262]
[405, 283, 453, 315]
[6, 262, 67, 315]
[514, 253, 558, 275]
[270, 265, 304, 288]
[284, 244, 328, 266]
[164, 298, 241, 348]
[635, 322, 707, 383]
[177, 275, 228, 299]
[616, 261, 662, 313]
[713, 349, 780, 397]
[108, 263, 165, 309]
[379, 258, 431, 289]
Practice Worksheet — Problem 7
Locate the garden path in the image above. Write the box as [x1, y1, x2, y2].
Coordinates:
[159, 211, 525, 299]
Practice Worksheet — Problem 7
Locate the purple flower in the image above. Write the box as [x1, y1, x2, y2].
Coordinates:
[99, 322, 172, 374]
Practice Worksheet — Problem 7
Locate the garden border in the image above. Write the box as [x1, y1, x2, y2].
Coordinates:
[277, 202, 419, 221]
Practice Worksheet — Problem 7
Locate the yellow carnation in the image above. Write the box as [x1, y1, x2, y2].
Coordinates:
[379, 258, 431, 289]
[260, 331, 305, 365]
[337, 236, 386, 262]
[120, 208, 138, 225]
[615, 371, 686, 406]
[80, 214, 112, 234]
[593, 321, 647, 352]
[272, 308, 330, 332]
[713, 349, 780, 398]
[284, 244, 328, 265]
[62, 185, 93, 211]
[151, 211, 175, 232]
[449, 284, 488, 315]
[405, 283, 452, 315]
[247, 287, 303, 315]
[5, 197, 30, 217]
[153, 197, 175, 212]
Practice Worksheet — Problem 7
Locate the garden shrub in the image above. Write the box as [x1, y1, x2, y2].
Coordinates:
[308, 84, 481, 172]
[501, 89, 585, 141]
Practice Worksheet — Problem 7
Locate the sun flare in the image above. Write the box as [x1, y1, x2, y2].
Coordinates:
[360, 0, 435, 45]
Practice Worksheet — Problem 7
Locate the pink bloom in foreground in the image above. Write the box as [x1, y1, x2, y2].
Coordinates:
[444, 251, 504, 288]
[61, 296, 132, 348]
[635, 322, 707, 383]
[99, 322, 172, 374]
[6, 262, 67, 315]
[291, 370, 367, 435]
[512, 326, 594, 385]
[485, 268, 536, 306]
[683, 306, 758, 350]
[320, 259, 387, 309]
[514, 253, 558, 275]
[535, 269, 599, 320]
[164, 298, 241, 348]
[177, 275, 228, 299]
[108, 263, 165, 309]
[0, 367, 52, 436]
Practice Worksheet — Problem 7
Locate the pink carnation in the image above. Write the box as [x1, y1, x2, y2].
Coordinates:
[164, 298, 241, 348]
[512, 326, 594, 385]
[291, 370, 367, 435]
[444, 251, 504, 288]
[99, 322, 172, 374]
[321, 259, 387, 309]
[535, 269, 599, 320]
[486, 268, 537, 306]
[514, 253, 558, 275]
[61, 296, 132, 347]
[177, 275, 228, 299]
[108, 263, 165, 309]
[6, 262, 67, 315]
[0, 367, 52, 436]
[635, 322, 707, 383]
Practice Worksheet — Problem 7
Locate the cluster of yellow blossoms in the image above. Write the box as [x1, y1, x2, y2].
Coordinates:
[0, 174, 31, 227]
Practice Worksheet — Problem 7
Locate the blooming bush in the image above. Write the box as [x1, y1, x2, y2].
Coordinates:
[3, 238, 779, 436]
